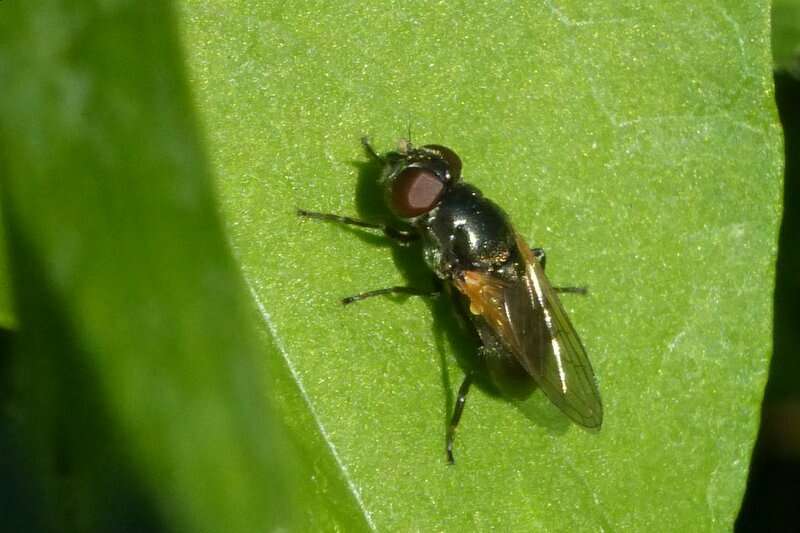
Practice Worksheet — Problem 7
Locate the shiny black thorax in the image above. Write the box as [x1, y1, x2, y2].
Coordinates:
[414, 182, 519, 282]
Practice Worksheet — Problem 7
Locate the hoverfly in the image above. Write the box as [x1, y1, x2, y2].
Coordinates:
[299, 139, 602, 463]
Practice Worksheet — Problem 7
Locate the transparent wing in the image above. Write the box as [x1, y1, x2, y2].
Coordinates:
[454, 234, 603, 429]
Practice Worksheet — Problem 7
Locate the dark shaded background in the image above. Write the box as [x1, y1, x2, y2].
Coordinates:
[736, 69, 800, 531]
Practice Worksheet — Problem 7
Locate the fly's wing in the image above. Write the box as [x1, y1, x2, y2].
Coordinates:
[454, 234, 603, 429]
[511, 235, 603, 428]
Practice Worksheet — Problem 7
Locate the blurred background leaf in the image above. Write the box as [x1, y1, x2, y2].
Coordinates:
[0, 204, 14, 329]
[0, 95, 11, 328]
[773, 0, 800, 72]
[0, 1, 365, 532]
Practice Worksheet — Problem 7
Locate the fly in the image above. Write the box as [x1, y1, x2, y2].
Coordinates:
[298, 139, 602, 463]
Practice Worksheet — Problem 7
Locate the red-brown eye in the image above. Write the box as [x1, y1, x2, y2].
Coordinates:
[391, 166, 445, 218]
[422, 144, 462, 180]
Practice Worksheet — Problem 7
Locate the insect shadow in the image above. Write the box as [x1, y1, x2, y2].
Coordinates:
[347, 152, 570, 444]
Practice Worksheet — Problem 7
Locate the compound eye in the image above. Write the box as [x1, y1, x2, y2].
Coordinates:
[391, 166, 445, 218]
[422, 144, 462, 180]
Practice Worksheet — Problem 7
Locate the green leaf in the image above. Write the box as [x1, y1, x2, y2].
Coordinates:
[0, 0, 783, 531]
[179, 1, 782, 530]
[0, 2, 364, 532]
[773, 0, 800, 70]
[0, 215, 14, 329]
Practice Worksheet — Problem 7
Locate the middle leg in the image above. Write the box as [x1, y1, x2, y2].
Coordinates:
[446, 372, 474, 465]
[532, 247, 588, 295]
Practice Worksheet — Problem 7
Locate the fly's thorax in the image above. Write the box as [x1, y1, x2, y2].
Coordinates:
[417, 183, 517, 279]
[414, 206, 448, 279]
[422, 236, 445, 278]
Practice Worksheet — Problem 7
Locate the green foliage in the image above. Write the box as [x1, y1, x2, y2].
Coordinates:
[0, 220, 13, 328]
[0, 2, 362, 531]
[773, 0, 800, 71]
[0, 0, 784, 531]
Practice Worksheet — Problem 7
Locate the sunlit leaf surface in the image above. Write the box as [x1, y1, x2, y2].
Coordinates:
[179, 1, 782, 530]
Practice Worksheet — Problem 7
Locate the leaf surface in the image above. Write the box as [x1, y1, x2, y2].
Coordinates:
[179, 1, 783, 530]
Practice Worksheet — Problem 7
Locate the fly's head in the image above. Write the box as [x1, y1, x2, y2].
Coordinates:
[383, 143, 462, 220]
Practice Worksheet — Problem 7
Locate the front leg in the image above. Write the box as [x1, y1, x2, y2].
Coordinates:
[297, 209, 418, 243]
[341, 285, 440, 305]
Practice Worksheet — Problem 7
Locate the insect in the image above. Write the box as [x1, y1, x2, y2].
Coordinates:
[298, 139, 602, 463]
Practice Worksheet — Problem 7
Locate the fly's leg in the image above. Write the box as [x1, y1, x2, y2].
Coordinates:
[447, 372, 474, 465]
[554, 286, 588, 295]
[361, 136, 383, 162]
[297, 209, 418, 243]
[299, 205, 435, 302]
[342, 285, 439, 305]
[531, 247, 547, 269]
[531, 247, 588, 295]
[342, 276, 441, 305]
